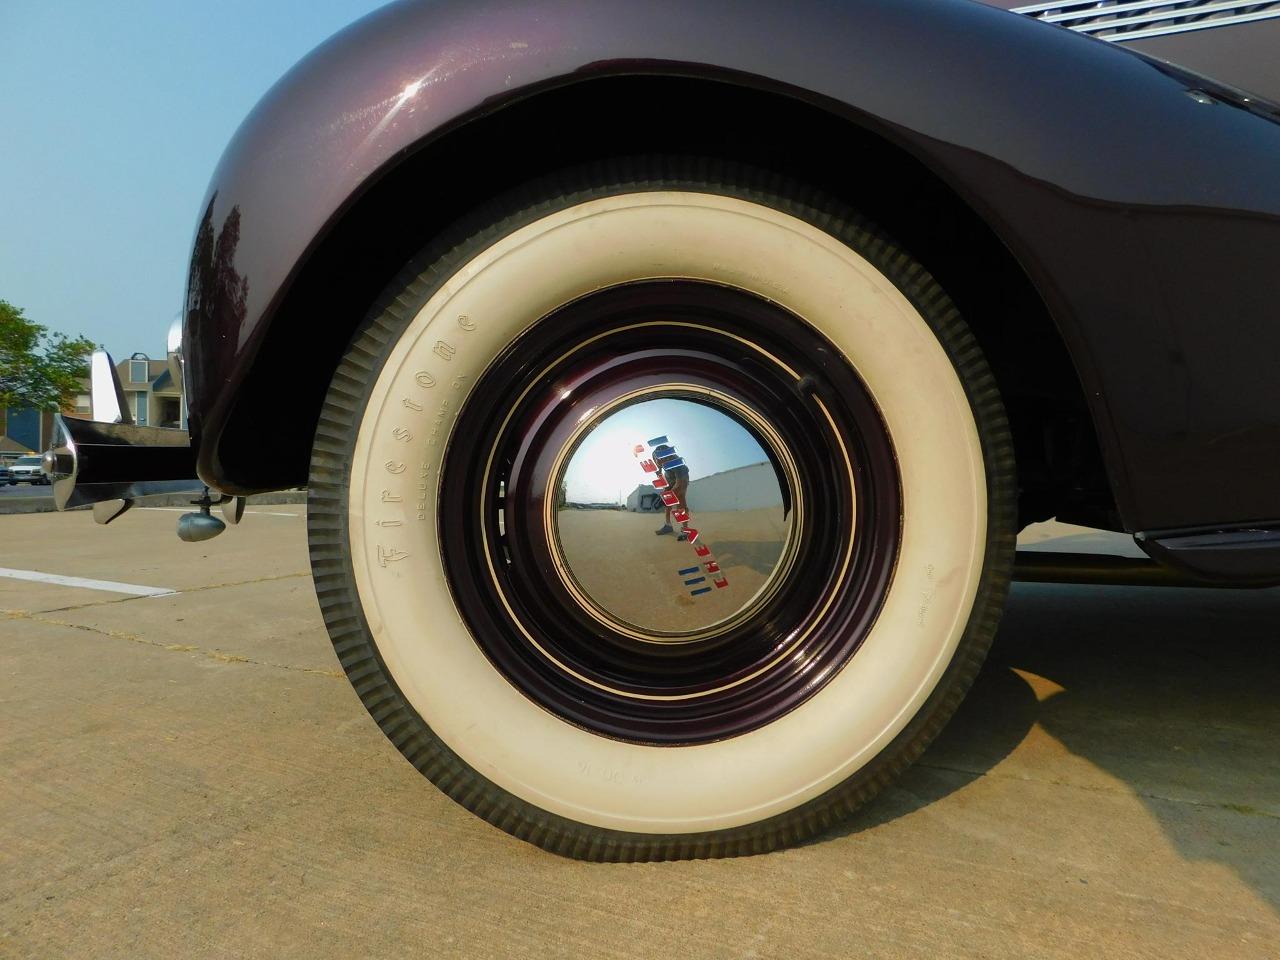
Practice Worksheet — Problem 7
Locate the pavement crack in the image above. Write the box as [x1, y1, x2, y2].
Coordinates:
[27, 571, 311, 613]
[15, 610, 344, 680]
[182, 571, 311, 594]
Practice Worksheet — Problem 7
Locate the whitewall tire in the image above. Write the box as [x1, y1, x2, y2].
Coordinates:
[308, 158, 1015, 860]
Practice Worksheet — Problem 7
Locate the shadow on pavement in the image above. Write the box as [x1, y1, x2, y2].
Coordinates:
[829, 582, 1280, 909]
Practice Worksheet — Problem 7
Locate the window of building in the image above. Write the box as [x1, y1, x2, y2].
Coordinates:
[134, 391, 148, 425]
[130, 359, 149, 383]
[74, 394, 91, 414]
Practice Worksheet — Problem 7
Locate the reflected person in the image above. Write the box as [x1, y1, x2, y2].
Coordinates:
[652, 443, 691, 540]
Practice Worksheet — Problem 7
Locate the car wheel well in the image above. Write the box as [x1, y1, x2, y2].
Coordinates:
[222, 74, 1116, 529]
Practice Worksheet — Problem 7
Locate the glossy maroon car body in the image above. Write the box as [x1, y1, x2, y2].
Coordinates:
[183, 0, 1280, 581]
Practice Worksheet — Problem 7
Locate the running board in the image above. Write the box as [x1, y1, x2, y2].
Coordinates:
[1013, 551, 1258, 588]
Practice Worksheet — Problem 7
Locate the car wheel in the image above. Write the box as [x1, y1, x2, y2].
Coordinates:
[308, 157, 1015, 860]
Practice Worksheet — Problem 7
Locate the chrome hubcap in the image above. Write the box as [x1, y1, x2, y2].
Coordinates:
[550, 391, 801, 641]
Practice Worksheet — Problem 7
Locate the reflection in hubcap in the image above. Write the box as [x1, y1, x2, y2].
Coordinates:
[551, 395, 798, 641]
[438, 280, 898, 742]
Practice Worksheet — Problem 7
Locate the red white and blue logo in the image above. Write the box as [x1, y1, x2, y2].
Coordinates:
[633, 435, 729, 597]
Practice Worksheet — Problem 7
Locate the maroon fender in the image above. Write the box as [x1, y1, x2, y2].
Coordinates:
[184, 0, 1280, 537]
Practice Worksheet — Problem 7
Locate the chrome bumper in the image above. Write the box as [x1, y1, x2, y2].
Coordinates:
[42, 343, 210, 525]
[44, 414, 198, 510]
[44, 344, 244, 540]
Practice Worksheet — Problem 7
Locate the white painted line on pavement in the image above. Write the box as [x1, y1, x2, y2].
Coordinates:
[0, 567, 177, 598]
[136, 507, 301, 518]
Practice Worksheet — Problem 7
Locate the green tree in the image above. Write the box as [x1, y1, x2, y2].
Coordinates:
[0, 299, 96, 411]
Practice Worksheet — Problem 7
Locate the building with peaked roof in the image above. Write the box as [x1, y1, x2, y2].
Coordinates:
[116, 353, 184, 428]
[0, 351, 185, 464]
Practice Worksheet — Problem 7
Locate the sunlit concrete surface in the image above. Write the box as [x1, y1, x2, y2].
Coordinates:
[0, 510, 1276, 959]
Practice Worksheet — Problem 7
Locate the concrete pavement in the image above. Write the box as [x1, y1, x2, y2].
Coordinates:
[0, 508, 1276, 959]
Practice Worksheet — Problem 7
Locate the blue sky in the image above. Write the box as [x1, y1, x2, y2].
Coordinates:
[0, 0, 387, 362]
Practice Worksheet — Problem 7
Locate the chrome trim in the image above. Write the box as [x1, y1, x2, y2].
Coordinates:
[1018, 0, 1212, 15]
[222, 496, 247, 525]
[1072, 1, 1276, 31]
[43, 413, 198, 510]
[166, 316, 184, 390]
[1100, 8, 1280, 38]
[545, 385, 805, 644]
[1012, 0, 1280, 41]
[1013, 0, 1105, 12]
[44, 427, 78, 509]
[89, 349, 131, 424]
[92, 500, 132, 526]
[1040, 0, 1202, 19]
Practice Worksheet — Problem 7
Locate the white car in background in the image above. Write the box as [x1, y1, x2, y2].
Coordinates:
[9, 456, 50, 485]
